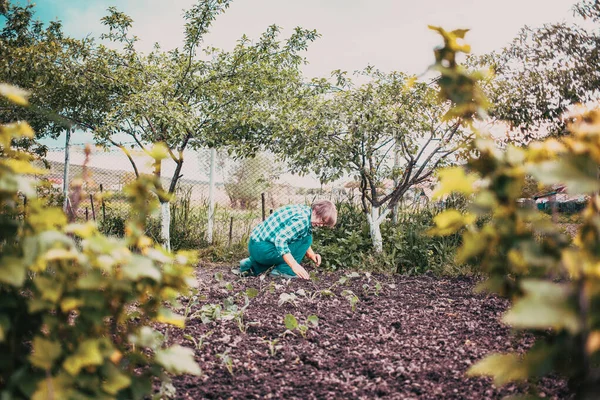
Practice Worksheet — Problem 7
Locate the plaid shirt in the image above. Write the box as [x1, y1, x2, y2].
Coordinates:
[250, 204, 312, 256]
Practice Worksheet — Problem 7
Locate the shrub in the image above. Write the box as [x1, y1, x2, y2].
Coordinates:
[428, 28, 600, 397]
[0, 91, 200, 400]
[313, 200, 465, 274]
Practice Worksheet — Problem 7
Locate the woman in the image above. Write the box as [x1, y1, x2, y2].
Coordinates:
[238, 200, 337, 279]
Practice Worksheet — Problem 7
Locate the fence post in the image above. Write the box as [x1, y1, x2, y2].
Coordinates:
[228, 216, 233, 247]
[261, 193, 266, 221]
[89, 193, 96, 221]
[206, 148, 216, 244]
[62, 128, 71, 212]
[100, 184, 106, 222]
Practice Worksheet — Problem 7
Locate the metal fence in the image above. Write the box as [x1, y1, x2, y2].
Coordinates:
[36, 145, 350, 247]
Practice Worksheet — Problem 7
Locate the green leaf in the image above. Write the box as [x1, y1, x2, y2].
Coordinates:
[503, 280, 580, 334]
[284, 314, 298, 330]
[245, 287, 259, 299]
[528, 156, 600, 194]
[307, 315, 319, 327]
[122, 255, 161, 282]
[0, 314, 9, 342]
[101, 363, 131, 395]
[60, 298, 84, 312]
[63, 339, 104, 375]
[128, 326, 164, 350]
[467, 353, 528, 386]
[0, 256, 27, 287]
[29, 336, 62, 370]
[155, 345, 201, 375]
[76, 270, 106, 290]
[34, 276, 63, 304]
[31, 374, 73, 400]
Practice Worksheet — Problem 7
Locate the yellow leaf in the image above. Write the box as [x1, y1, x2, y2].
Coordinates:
[0, 83, 30, 106]
[62, 339, 104, 376]
[467, 353, 528, 386]
[45, 248, 78, 261]
[149, 142, 169, 161]
[433, 167, 477, 199]
[156, 308, 185, 329]
[64, 222, 97, 238]
[60, 298, 84, 312]
[428, 209, 475, 236]
[4, 159, 46, 175]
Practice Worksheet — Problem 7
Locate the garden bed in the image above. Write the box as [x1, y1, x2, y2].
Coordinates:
[166, 266, 569, 399]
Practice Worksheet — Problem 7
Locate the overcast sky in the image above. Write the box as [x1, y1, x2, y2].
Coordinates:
[30, 0, 578, 78]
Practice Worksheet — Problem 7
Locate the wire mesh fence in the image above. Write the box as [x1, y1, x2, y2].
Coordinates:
[34, 145, 351, 248]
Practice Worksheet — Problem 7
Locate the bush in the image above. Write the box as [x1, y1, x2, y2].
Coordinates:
[0, 108, 199, 399]
[313, 200, 465, 275]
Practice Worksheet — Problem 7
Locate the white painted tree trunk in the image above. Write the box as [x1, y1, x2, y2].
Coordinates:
[392, 140, 401, 225]
[160, 201, 171, 252]
[366, 205, 390, 253]
[206, 148, 216, 244]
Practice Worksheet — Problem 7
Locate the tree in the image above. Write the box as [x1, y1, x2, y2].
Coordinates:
[2, 1, 320, 250]
[469, 0, 600, 140]
[277, 68, 468, 252]
[0, 3, 96, 147]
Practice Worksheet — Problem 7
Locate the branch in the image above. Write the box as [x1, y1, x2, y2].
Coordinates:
[108, 138, 139, 177]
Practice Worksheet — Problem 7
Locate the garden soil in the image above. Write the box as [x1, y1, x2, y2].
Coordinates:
[165, 265, 570, 400]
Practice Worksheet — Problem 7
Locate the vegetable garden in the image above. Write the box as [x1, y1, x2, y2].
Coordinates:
[2, 0, 600, 399]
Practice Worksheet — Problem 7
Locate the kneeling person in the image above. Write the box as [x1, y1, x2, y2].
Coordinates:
[239, 200, 337, 279]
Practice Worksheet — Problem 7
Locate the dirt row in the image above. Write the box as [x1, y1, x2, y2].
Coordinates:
[163, 266, 569, 399]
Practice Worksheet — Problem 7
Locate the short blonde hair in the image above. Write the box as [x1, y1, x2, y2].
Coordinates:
[312, 200, 337, 227]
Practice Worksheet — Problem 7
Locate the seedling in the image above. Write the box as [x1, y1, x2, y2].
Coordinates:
[181, 287, 205, 320]
[374, 282, 382, 296]
[336, 271, 361, 286]
[263, 338, 283, 357]
[245, 287, 259, 299]
[222, 296, 251, 333]
[319, 289, 336, 298]
[278, 292, 298, 307]
[214, 271, 234, 291]
[216, 350, 234, 375]
[283, 314, 319, 338]
[194, 303, 222, 323]
[341, 290, 359, 312]
[183, 330, 214, 350]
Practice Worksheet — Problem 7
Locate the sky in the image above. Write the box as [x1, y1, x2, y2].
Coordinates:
[6, 0, 582, 187]
[29, 0, 579, 78]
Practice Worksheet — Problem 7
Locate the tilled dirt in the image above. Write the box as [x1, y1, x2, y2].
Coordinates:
[166, 266, 570, 400]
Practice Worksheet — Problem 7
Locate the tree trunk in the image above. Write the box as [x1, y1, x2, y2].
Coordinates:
[366, 205, 390, 253]
[160, 201, 171, 252]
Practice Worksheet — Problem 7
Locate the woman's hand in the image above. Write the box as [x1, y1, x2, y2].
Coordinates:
[312, 253, 322, 267]
[290, 263, 310, 280]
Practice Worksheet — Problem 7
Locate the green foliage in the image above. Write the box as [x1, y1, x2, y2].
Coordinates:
[430, 28, 600, 397]
[468, 0, 600, 139]
[283, 314, 318, 338]
[313, 200, 464, 274]
[0, 90, 199, 399]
